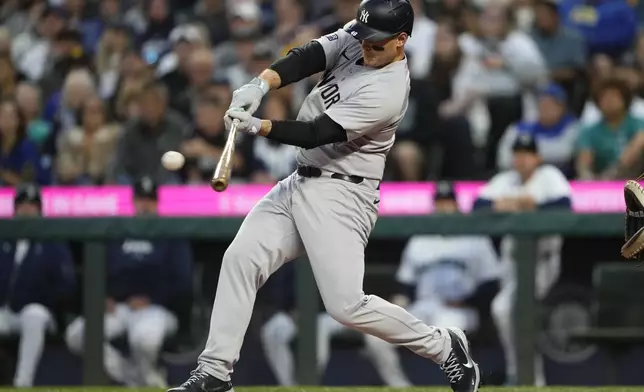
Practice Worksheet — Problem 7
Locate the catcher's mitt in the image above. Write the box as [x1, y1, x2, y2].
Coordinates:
[621, 175, 644, 260]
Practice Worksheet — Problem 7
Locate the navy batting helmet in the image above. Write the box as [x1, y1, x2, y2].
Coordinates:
[344, 0, 414, 42]
[14, 183, 42, 207]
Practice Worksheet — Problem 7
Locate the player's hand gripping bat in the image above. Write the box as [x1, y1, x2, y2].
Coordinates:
[621, 172, 644, 262]
[211, 118, 240, 192]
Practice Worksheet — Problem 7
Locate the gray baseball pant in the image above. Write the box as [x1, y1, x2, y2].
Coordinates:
[198, 172, 452, 381]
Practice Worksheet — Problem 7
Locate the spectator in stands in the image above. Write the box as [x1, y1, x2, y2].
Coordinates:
[110, 48, 154, 122]
[576, 77, 644, 179]
[44, 67, 97, 137]
[497, 83, 579, 175]
[15, 82, 49, 143]
[56, 95, 121, 184]
[531, 0, 587, 111]
[260, 262, 410, 387]
[473, 133, 571, 386]
[624, 32, 644, 92]
[65, 177, 193, 387]
[0, 0, 43, 37]
[60, 0, 86, 29]
[223, 30, 263, 90]
[404, 0, 437, 80]
[181, 94, 252, 184]
[122, 0, 150, 36]
[139, 0, 176, 67]
[251, 93, 297, 183]
[211, 3, 262, 71]
[170, 47, 216, 118]
[426, 0, 469, 30]
[460, 2, 548, 172]
[559, 0, 637, 59]
[178, 0, 228, 46]
[0, 53, 25, 101]
[95, 22, 134, 99]
[228, 1, 263, 37]
[109, 82, 188, 184]
[0, 99, 50, 185]
[247, 41, 275, 80]
[157, 24, 209, 83]
[0, 184, 75, 387]
[271, 0, 306, 52]
[12, 5, 66, 81]
[0, 26, 11, 56]
[78, 0, 123, 55]
[206, 78, 233, 107]
[390, 19, 478, 181]
[581, 57, 644, 126]
[39, 28, 92, 95]
[364, 181, 501, 386]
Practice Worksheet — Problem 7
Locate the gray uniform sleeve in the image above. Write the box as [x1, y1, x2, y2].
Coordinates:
[313, 28, 355, 70]
[325, 83, 404, 141]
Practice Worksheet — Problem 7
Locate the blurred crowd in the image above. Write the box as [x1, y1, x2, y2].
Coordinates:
[1, 0, 644, 187]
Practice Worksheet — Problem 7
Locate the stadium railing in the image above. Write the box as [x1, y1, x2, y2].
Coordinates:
[0, 212, 622, 386]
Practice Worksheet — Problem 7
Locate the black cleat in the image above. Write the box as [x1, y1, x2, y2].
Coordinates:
[440, 327, 480, 392]
[167, 367, 233, 392]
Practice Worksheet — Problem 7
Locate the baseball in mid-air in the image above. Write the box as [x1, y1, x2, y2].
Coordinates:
[161, 151, 185, 171]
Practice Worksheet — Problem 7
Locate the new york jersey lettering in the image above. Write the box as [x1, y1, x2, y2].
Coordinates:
[319, 70, 341, 109]
[297, 28, 410, 179]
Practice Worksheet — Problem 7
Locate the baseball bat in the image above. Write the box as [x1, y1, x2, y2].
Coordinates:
[211, 119, 240, 192]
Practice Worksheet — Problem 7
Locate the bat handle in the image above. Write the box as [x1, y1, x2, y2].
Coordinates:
[211, 118, 241, 192]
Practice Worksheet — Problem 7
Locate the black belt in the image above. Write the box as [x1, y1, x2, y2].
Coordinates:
[297, 165, 367, 186]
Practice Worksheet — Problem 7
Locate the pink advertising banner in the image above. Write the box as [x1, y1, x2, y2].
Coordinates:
[0, 181, 627, 217]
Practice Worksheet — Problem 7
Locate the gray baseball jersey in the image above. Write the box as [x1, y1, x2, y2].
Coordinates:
[198, 30, 454, 383]
[295, 28, 411, 180]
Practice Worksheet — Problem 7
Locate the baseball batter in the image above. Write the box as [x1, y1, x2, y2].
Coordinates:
[170, 1, 479, 392]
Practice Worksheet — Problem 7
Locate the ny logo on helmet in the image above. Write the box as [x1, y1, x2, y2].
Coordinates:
[360, 10, 369, 23]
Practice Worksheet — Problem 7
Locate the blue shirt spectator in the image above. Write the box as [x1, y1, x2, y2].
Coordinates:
[559, 0, 637, 58]
[0, 100, 50, 185]
[532, 0, 587, 84]
[497, 83, 580, 176]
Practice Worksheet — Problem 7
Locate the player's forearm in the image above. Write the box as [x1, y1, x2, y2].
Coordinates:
[258, 114, 347, 149]
[265, 41, 327, 89]
[258, 69, 282, 91]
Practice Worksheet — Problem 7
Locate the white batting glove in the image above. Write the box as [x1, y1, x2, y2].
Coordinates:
[229, 77, 269, 115]
[225, 109, 262, 135]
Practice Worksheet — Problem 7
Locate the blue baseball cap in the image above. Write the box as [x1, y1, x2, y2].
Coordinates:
[538, 83, 567, 103]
